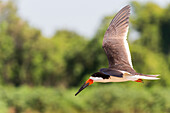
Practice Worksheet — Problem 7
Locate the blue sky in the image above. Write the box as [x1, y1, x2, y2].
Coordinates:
[16, 0, 170, 38]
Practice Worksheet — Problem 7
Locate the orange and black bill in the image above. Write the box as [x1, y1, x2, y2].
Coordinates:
[75, 79, 93, 96]
[75, 82, 89, 96]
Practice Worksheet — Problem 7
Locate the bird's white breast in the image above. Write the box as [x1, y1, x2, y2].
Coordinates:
[90, 76, 129, 83]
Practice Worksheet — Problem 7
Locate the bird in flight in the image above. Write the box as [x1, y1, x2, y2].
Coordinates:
[75, 5, 159, 96]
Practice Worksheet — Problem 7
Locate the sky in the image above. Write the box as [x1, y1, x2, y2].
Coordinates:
[15, 0, 170, 38]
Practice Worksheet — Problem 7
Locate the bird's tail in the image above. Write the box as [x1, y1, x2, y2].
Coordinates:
[127, 74, 160, 83]
[134, 74, 160, 80]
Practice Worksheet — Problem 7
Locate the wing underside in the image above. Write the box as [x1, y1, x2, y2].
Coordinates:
[102, 5, 133, 71]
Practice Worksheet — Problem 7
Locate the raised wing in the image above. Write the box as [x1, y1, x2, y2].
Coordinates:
[102, 5, 133, 71]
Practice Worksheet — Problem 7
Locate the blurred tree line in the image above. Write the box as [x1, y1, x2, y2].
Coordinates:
[0, 1, 170, 113]
[0, 1, 170, 88]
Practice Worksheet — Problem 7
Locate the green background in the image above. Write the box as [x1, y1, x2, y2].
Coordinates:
[0, 1, 170, 113]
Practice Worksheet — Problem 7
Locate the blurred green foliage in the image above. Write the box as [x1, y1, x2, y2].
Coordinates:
[0, 85, 170, 113]
[0, 1, 170, 113]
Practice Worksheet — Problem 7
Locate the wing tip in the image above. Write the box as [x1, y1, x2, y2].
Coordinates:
[121, 5, 131, 12]
[124, 5, 131, 10]
[125, 5, 131, 8]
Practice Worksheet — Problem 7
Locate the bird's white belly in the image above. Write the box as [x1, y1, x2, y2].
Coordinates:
[94, 76, 129, 83]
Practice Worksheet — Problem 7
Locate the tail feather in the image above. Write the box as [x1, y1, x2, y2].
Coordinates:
[142, 74, 160, 77]
[133, 74, 160, 80]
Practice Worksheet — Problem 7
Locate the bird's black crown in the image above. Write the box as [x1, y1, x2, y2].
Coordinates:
[91, 72, 110, 79]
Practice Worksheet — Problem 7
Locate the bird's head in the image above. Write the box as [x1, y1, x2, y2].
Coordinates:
[75, 78, 94, 96]
[75, 72, 109, 96]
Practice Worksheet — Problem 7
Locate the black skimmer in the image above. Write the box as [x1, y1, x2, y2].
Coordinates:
[75, 5, 159, 96]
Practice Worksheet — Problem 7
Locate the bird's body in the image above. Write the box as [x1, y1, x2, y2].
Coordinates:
[90, 71, 159, 83]
[75, 5, 159, 96]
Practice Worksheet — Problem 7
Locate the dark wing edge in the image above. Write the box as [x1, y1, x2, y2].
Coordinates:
[100, 68, 123, 78]
[102, 5, 133, 70]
